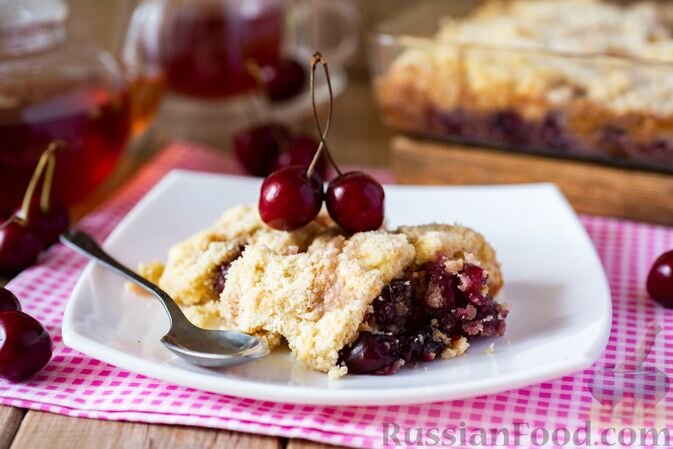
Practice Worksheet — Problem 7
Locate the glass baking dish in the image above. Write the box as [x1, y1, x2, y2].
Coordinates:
[369, 0, 673, 172]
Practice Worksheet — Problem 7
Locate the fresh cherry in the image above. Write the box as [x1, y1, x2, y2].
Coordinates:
[647, 250, 673, 308]
[259, 166, 324, 231]
[233, 123, 290, 177]
[0, 287, 21, 312]
[260, 59, 306, 102]
[0, 310, 52, 381]
[273, 136, 328, 179]
[0, 222, 44, 277]
[17, 198, 70, 247]
[326, 171, 385, 233]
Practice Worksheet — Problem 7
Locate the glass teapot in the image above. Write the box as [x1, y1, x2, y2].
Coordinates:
[0, 0, 130, 212]
[123, 0, 360, 100]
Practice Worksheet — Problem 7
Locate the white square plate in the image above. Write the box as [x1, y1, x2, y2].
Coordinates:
[63, 171, 611, 405]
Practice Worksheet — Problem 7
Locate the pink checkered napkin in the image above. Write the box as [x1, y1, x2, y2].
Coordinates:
[1, 142, 672, 449]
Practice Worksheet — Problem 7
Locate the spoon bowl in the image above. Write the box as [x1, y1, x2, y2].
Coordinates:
[161, 325, 268, 368]
[60, 229, 269, 368]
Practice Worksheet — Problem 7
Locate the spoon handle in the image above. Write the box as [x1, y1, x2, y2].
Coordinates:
[60, 229, 187, 326]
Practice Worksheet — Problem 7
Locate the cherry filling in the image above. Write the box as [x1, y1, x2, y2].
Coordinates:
[339, 258, 508, 375]
[212, 247, 245, 295]
[213, 262, 233, 295]
[338, 333, 402, 375]
[426, 106, 673, 168]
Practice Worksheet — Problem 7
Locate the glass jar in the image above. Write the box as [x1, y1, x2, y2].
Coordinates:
[0, 0, 131, 213]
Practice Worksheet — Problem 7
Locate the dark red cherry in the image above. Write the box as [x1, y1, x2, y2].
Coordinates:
[0, 222, 44, 276]
[326, 171, 385, 233]
[272, 136, 328, 179]
[260, 59, 306, 102]
[0, 310, 52, 381]
[17, 198, 70, 247]
[339, 332, 400, 375]
[647, 250, 673, 308]
[259, 166, 323, 231]
[233, 123, 290, 177]
[0, 208, 12, 223]
[0, 287, 21, 312]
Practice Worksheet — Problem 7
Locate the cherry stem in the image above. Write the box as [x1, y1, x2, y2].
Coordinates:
[307, 52, 341, 179]
[246, 59, 270, 101]
[41, 151, 56, 213]
[245, 59, 288, 148]
[16, 140, 64, 225]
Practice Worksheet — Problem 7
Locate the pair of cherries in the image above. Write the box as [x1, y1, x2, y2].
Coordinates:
[233, 56, 315, 178]
[0, 287, 53, 381]
[0, 143, 70, 276]
[260, 167, 385, 233]
[257, 53, 385, 233]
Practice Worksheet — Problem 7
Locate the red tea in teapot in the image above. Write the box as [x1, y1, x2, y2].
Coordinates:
[0, 87, 130, 213]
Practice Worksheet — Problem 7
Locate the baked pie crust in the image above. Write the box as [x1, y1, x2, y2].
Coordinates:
[139, 205, 507, 377]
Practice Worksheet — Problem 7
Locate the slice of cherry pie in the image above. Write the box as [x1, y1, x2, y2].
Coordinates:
[139, 205, 507, 377]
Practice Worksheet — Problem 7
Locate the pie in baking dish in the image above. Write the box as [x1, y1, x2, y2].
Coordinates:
[376, 0, 673, 169]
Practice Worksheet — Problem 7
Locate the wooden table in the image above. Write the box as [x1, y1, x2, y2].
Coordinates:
[0, 79, 391, 449]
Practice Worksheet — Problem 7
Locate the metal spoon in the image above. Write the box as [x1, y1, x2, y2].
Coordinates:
[60, 229, 269, 368]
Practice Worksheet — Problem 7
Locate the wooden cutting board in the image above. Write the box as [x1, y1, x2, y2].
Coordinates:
[391, 136, 673, 226]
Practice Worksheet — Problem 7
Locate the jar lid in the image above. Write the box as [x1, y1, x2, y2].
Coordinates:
[0, 0, 69, 30]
